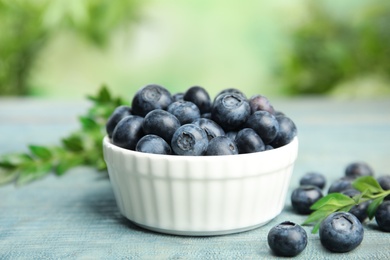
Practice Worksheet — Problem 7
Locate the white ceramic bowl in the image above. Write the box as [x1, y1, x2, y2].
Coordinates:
[103, 136, 298, 236]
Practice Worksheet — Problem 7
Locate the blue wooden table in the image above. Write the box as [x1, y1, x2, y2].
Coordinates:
[1, 97, 390, 259]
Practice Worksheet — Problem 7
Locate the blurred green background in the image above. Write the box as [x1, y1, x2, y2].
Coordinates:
[1, 0, 389, 100]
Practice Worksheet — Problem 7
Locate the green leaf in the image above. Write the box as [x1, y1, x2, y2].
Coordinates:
[98, 86, 112, 103]
[352, 189, 367, 203]
[0, 167, 19, 185]
[0, 85, 124, 186]
[352, 176, 383, 194]
[338, 205, 354, 212]
[88, 85, 112, 103]
[0, 153, 32, 168]
[303, 208, 338, 234]
[17, 162, 52, 185]
[367, 197, 384, 220]
[114, 97, 125, 107]
[310, 193, 355, 210]
[312, 221, 323, 234]
[94, 157, 106, 171]
[29, 145, 53, 160]
[62, 135, 84, 152]
[56, 156, 85, 175]
[303, 209, 334, 226]
[79, 116, 100, 131]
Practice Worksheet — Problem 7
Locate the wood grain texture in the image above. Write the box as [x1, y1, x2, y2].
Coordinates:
[1, 97, 390, 259]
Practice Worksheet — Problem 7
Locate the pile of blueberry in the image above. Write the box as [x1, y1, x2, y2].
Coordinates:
[106, 84, 297, 156]
[268, 162, 390, 256]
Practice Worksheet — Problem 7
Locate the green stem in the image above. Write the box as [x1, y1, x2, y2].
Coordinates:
[363, 190, 390, 200]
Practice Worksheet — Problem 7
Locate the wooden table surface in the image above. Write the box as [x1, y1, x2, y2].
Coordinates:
[1, 97, 390, 259]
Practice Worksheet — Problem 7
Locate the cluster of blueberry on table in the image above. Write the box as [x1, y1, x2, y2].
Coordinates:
[106, 84, 297, 156]
[268, 162, 390, 256]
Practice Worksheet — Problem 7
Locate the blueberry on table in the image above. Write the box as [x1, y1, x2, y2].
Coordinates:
[328, 177, 354, 194]
[377, 175, 390, 190]
[142, 109, 180, 143]
[377, 175, 390, 200]
[183, 86, 212, 114]
[192, 118, 225, 141]
[112, 115, 144, 150]
[341, 189, 370, 223]
[167, 100, 200, 125]
[375, 200, 390, 232]
[245, 110, 279, 144]
[269, 115, 297, 148]
[131, 84, 173, 117]
[136, 135, 172, 155]
[171, 124, 208, 156]
[345, 161, 374, 178]
[248, 94, 275, 115]
[206, 136, 238, 156]
[106, 105, 132, 138]
[291, 185, 323, 214]
[299, 172, 326, 190]
[211, 93, 251, 131]
[341, 188, 361, 198]
[267, 221, 307, 257]
[235, 128, 265, 154]
[319, 212, 364, 253]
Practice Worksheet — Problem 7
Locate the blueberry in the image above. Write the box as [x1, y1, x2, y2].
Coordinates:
[291, 185, 323, 214]
[328, 177, 354, 194]
[206, 136, 238, 156]
[265, 144, 274, 150]
[341, 188, 361, 198]
[375, 200, 390, 232]
[201, 112, 212, 119]
[112, 115, 144, 150]
[167, 100, 200, 125]
[274, 110, 286, 117]
[249, 94, 275, 115]
[211, 93, 251, 131]
[267, 221, 307, 257]
[183, 86, 212, 114]
[377, 175, 390, 200]
[269, 115, 297, 148]
[319, 212, 364, 252]
[225, 131, 237, 141]
[131, 84, 173, 117]
[142, 109, 180, 143]
[345, 161, 374, 178]
[377, 175, 390, 190]
[245, 111, 279, 144]
[136, 135, 172, 155]
[171, 124, 208, 156]
[106, 105, 132, 138]
[172, 92, 184, 102]
[299, 172, 326, 190]
[214, 88, 247, 101]
[235, 128, 265, 154]
[349, 201, 370, 223]
[341, 189, 370, 223]
[192, 118, 225, 141]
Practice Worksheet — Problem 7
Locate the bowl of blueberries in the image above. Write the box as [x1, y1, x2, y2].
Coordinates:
[103, 84, 298, 236]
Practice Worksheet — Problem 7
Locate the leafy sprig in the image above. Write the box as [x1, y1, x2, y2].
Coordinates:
[303, 176, 390, 233]
[0, 85, 124, 185]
